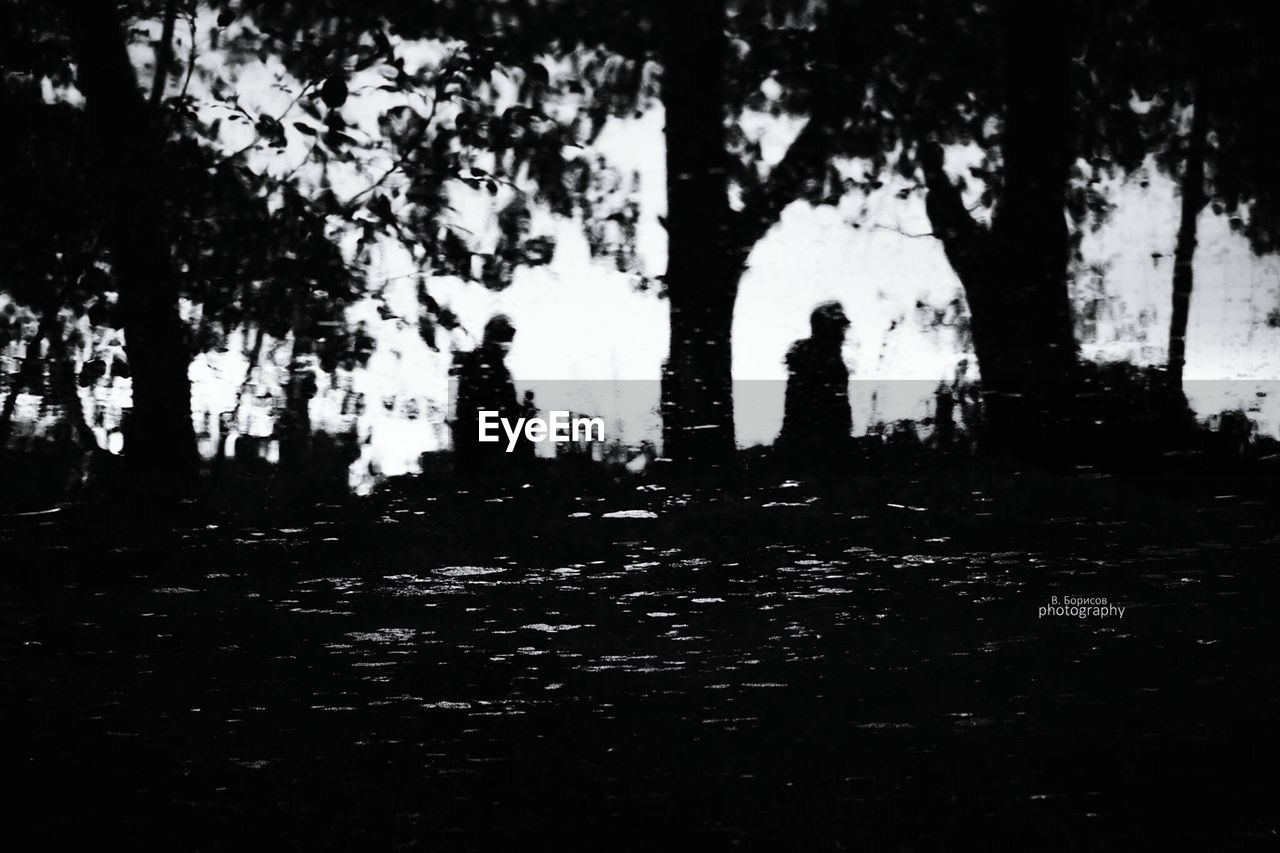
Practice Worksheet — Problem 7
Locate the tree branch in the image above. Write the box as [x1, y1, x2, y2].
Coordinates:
[208, 81, 318, 170]
[344, 67, 449, 211]
[871, 223, 936, 239]
[149, 0, 179, 110]
[180, 13, 198, 100]
[920, 141, 988, 282]
[735, 105, 836, 255]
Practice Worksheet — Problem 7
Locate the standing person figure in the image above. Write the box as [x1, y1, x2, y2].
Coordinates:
[778, 301, 854, 465]
[451, 314, 522, 474]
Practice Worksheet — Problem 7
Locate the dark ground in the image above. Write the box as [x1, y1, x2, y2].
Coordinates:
[2, 452, 1278, 850]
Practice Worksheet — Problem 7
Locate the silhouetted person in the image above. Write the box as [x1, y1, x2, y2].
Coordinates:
[933, 380, 956, 449]
[515, 389, 539, 461]
[280, 356, 318, 466]
[778, 302, 853, 464]
[953, 358, 980, 441]
[452, 314, 522, 473]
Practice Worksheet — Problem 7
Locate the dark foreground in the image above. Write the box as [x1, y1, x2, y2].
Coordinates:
[2, 459, 1278, 850]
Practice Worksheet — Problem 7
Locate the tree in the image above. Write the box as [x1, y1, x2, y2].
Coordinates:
[1168, 79, 1209, 392]
[767, 0, 1272, 449]
[56, 0, 200, 500]
[1126, 1, 1280, 390]
[658, 0, 863, 462]
[914, 1, 1078, 447]
[14, 0, 1271, 479]
[0, 91, 104, 452]
[224, 0, 846, 465]
[1, 1, 367, 495]
[659, 1, 736, 462]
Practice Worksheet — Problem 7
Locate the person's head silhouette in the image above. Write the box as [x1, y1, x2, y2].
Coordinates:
[809, 301, 850, 344]
[483, 314, 516, 353]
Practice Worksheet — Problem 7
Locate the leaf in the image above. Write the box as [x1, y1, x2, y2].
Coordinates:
[436, 307, 459, 330]
[526, 64, 550, 87]
[320, 75, 349, 109]
[324, 130, 357, 148]
[293, 122, 318, 136]
[256, 115, 286, 148]
[368, 194, 394, 224]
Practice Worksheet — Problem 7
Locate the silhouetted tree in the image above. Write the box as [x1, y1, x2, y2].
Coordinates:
[659, 0, 736, 462]
[1107, 1, 1280, 390]
[1, 2, 374, 494]
[53, 0, 200, 500]
[915, 2, 1078, 448]
[224, 0, 843, 464]
[780, 0, 1279, 449]
[10, 0, 1278, 479]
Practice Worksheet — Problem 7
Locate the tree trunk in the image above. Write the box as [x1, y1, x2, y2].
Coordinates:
[234, 324, 266, 419]
[659, 0, 738, 465]
[987, 0, 1078, 444]
[1168, 80, 1209, 392]
[61, 1, 198, 501]
[149, 0, 179, 110]
[921, 1, 1078, 453]
[45, 326, 99, 452]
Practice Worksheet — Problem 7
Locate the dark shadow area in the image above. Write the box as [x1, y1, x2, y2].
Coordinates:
[3, 451, 1280, 849]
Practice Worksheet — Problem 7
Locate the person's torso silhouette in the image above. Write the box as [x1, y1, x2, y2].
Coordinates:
[779, 302, 853, 464]
[452, 315, 521, 473]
